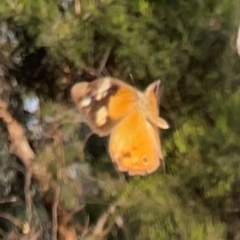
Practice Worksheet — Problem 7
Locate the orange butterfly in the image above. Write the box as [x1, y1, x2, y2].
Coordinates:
[71, 77, 169, 176]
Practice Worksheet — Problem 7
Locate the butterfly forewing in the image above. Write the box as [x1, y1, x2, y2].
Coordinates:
[71, 78, 139, 136]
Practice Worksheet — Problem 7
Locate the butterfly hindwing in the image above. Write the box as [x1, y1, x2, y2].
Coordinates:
[109, 110, 162, 175]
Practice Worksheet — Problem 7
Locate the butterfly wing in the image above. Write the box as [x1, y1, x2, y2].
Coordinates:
[71, 77, 168, 176]
[109, 110, 163, 176]
[108, 80, 168, 175]
[71, 77, 139, 136]
[145, 80, 169, 129]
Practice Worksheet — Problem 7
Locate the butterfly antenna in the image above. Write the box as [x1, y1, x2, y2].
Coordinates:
[129, 73, 137, 88]
[161, 158, 166, 173]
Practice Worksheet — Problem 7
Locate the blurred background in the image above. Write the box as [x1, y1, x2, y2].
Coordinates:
[0, 0, 240, 239]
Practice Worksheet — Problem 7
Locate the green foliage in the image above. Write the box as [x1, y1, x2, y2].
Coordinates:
[111, 175, 225, 239]
[0, 0, 236, 81]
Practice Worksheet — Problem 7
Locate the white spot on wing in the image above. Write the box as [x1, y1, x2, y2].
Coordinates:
[95, 78, 111, 101]
[95, 106, 108, 126]
[80, 97, 91, 107]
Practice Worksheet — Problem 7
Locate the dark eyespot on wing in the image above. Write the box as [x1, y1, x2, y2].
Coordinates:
[142, 156, 149, 165]
[122, 152, 131, 158]
[78, 82, 121, 135]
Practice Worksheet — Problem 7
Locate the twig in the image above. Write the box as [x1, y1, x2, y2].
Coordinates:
[0, 100, 35, 168]
[72, 205, 85, 215]
[52, 131, 63, 240]
[80, 215, 90, 238]
[0, 196, 17, 204]
[52, 185, 61, 240]
[97, 44, 114, 76]
[0, 212, 27, 232]
[27, 229, 42, 240]
[57, 207, 84, 240]
[24, 169, 32, 223]
[93, 200, 123, 238]
[75, 0, 81, 15]
[82, 65, 98, 77]
[236, 23, 240, 56]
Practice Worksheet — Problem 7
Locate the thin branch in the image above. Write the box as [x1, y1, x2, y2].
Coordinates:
[52, 130, 63, 240]
[52, 185, 61, 240]
[75, 0, 81, 15]
[93, 200, 123, 238]
[0, 212, 27, 233]
[97, 44, 114, 76]
[80, 215, 90, 238]
[27, 229, 42, 240]
[0, 196, 17, 204]
[57, 206, 83, 240]
[24, 169, 32, 223]
[236, 23, 240, 56]
[0, 100, 35, 168]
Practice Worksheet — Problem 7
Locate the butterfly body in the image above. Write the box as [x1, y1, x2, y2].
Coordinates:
[71, 77, 169, 176]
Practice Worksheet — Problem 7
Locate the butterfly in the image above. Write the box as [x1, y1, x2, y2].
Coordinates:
[71, 77, 169, 176]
